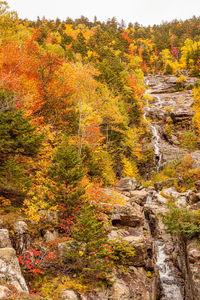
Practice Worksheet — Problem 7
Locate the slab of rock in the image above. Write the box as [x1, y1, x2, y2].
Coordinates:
[122, 235, 147, 267]
[14, 221, 30, 255]
[156, 193, 168, 205]
[116, 178, 137, 192]
[108, 228, 143, 239]
[162, 187, 188, 207]
[170, 108, 194, 123]
[129, 190, 148, 206]
[0, 229, 12, 248]
[191, 151, 200, 169]
[14, 221, 28, 235]
[187, 239, 200, 299]
[0, 285, 12, 299]
[154, 179, 176, 191]
[188, 192, 200, 204]
[187, 239, 200, 263]
[111, 203, 144, 227]
[0, 247, 28, 292]
[107, 230, 120, 242]
[60, 289, 79, 300]
[44, 230, 58, 243]
[109, 278, 130, 300]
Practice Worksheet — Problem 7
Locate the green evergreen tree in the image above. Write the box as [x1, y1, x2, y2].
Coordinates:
[50, 137, 85, 210]
[0, 98, 43, 190]
[64, 204, 114, 282]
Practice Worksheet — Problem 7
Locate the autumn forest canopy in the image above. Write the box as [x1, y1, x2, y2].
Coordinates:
[1, 1, 200, 297]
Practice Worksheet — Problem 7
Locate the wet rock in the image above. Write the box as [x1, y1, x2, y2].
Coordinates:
[129, 190, 148, 206]
[146, 258, 154, 271]
[111, 203, 144, 227]
[144, 206, 158, 237]
[0, 229, 11, 248]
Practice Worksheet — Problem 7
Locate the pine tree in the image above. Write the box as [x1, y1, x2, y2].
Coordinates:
[50, 137, 85, 211]
[64, 204, 114, 281]
[0, 107, 43, 190]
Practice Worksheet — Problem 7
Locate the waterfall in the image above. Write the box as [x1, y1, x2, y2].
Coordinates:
[155, 241, 183, 300]
[151, 124, 162, 171]
[144, 79, 162, 171]
[155, 95, 162, 108]
[143, 80, 151, 122]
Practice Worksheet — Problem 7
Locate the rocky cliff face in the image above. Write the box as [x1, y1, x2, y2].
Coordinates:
[0, 229, 29, 299]
[144, 75, 199, 170]
[70, 178, 200, 300]
[1, 184, 200, 300]
[142, 75, 200, 300]
[108, 177, 200, 300]
[1, 75, 200, 300]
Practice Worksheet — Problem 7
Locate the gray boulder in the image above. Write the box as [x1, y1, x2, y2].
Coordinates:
[0, 247, 28, 292]
[111, 203, 144, 227]
[60, 289, 79, 300]
[116, 178, 137, 192]
[0, 229, 11, 248]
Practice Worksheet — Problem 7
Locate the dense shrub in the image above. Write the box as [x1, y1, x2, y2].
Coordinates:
[162, 203, 200, 237]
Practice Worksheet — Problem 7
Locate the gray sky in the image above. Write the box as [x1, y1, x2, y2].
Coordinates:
[8, 0, 200, 26]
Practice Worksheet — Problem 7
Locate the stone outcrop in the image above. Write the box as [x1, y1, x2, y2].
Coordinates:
[129, 190, 148, 206]
[116, 177, 138, 192]
[173, 235, 200, 300]
[144, 75, 199, 170]
[14, 220, 31, 255]
[1, 75, 199, 300]
[60, 289, 79, 300]
[80, 271, 159, 300]
[0, 229, 12, 248]
[44, 230, 58, 243]
[187, 239, 200, 299]
[122, 235, 148, 266]
[0, 229, 28, 296]
[144, 183, 200, 300]
[111, 202, 144, 227]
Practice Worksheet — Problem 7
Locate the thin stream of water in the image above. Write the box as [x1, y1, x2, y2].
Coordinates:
[151, 124, 161, 171]
[144, 79, 162, 171]
[155, 241, 183, 300]
[144, 78, 184, 300]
